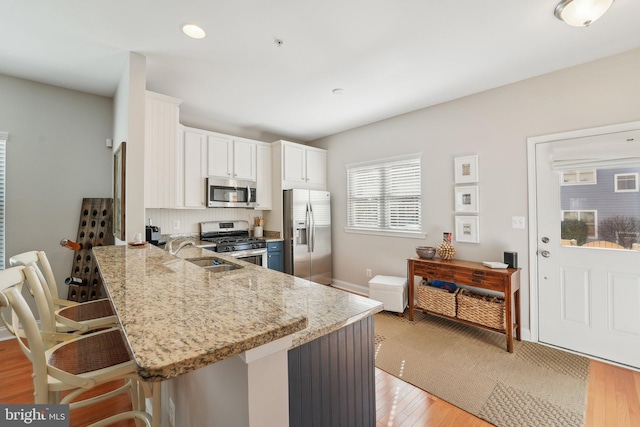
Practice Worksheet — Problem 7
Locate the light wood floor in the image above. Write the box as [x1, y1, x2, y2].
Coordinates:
[1, 338, 639, 426]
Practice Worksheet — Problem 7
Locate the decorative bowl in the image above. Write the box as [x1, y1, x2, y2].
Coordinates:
[416, 246, 436, 259]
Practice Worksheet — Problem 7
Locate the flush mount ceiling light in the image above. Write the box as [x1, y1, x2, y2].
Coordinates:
[182, 23, 206, 39]
[332, 88, 345, 95]
[554, 0, 615, 27]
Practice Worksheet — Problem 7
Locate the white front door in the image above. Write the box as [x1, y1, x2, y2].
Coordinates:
[534, 131, 640, 369]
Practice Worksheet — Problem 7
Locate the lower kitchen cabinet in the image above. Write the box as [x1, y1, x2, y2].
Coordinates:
[267, 241, 284, 272]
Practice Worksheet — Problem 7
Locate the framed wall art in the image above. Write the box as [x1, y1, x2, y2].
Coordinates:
[454, 155, 479, 184]
[454, 185, 479, 213]
[455, 215, 480, 243]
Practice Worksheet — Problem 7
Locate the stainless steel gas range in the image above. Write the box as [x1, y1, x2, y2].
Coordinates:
[199, 220, 267, 267]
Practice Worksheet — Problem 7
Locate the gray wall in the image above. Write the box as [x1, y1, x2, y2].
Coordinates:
[0, 73, 113, 300]
[310, 47, 640, 338]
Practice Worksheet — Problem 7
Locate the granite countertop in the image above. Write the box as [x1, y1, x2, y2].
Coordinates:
[93, 244, 382, 382]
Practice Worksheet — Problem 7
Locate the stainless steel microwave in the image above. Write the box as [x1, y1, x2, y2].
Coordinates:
[207, 178, 257, 208]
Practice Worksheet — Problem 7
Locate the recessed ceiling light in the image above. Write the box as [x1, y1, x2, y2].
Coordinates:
[182, 23, 206, 39]
[332, 88, 345, 95]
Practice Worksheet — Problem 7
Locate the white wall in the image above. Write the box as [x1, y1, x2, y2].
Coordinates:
[0, 73, 113, 303]
[310, 48, 640, 337]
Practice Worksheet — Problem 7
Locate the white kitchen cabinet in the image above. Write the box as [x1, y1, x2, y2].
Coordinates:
[180, 127, 207, 208]
[144, 91, 182, 208]
[263, 140, 327, 236]
[207, 135, 257, 182]
[280, 141, 327, 190]
[303, 148, 327, 188]
[255, 144, 272, 210]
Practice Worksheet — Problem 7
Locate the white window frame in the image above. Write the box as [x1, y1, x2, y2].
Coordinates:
[562, 210, 597, 239]
[560, 168, 597, 186]
[614, 173, 639, 193]
[345, 153, 424, 238]
[0, 131, 6, 269]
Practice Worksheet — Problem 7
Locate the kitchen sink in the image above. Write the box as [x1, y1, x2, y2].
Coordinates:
[186, 257, 243, 273]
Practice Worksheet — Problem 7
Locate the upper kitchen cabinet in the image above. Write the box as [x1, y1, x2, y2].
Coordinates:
[278, 140, 327, 190]
[263, 140, 327, 236]
[144, 91, 182, 208]
[179, 126, 207, 208]
[207, 135, 257, 182]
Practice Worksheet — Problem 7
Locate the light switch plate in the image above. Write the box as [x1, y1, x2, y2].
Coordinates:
[512, 216, 526, 229]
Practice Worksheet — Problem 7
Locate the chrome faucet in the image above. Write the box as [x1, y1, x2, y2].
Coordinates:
[166, 239, 195, 255]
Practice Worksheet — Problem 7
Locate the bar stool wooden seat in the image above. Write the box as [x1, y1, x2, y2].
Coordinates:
[0, 265, 148, 411]
[10, 250, 118, 333]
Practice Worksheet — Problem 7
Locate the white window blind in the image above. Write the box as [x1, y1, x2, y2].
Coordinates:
[346, 154, 421, 234]
[0, 132, 6, 269]
[551, 129, 640, 170]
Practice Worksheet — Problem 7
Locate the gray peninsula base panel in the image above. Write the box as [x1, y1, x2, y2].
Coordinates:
[288, 315, 376, 427]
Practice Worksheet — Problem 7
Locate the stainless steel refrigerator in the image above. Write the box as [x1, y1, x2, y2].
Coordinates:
[283, 189, 332, 285]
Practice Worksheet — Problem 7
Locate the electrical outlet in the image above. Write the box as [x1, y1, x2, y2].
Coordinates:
[169, 397, 176, 427]
[366, 268, 372, 278]
[173, 219, 180, 230]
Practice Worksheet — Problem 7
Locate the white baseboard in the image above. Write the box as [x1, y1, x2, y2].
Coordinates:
[0, 326, 14, 341]
[331, 279, 369, 297]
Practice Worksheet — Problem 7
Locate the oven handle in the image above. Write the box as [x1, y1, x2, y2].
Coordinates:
[227, 248, 268, 258]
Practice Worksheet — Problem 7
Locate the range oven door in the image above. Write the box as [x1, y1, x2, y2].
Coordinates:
[228, 249, 268, 267]
[202, 246, 268, 267]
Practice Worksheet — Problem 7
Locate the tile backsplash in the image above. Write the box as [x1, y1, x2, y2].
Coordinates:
[145, 208, 262, 236]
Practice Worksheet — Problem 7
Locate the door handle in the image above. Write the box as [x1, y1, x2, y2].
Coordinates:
[538, 250, 551, 258]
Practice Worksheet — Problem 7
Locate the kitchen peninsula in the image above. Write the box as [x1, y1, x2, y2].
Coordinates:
[93, 244, 382, 427]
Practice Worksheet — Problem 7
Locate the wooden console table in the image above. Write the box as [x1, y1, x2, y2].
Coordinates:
[407, 257, 521, 352]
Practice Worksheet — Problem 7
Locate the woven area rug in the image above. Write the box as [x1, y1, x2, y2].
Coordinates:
[374, 310, 590, 427]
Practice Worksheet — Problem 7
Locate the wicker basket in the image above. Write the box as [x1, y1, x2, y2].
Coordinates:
[417, 283, 458, 317]
[456, 289, 505, 330]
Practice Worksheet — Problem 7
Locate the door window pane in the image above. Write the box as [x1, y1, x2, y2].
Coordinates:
[561, 167, 640, 250]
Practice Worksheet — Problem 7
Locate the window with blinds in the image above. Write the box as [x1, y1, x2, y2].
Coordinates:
[346, 154, 422, 234]
[0, 132, 6, 269]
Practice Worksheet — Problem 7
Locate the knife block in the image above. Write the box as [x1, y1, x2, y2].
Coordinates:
[66, 198, 114, 302]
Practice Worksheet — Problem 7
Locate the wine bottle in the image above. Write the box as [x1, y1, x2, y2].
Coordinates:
[60, 239, 81, 251]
